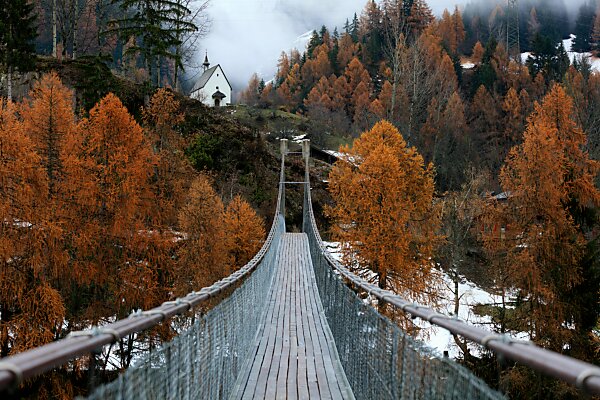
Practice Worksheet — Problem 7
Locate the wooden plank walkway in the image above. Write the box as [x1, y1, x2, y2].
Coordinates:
[231, 233, 354, 400]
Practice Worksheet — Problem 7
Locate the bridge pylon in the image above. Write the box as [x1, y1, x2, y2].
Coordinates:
[279, 138, 288, 218]
[506, 0, 520, 60]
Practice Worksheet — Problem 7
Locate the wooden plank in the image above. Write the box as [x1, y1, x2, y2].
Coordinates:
[242, 235, 289, 399]
[295, 238, 309, 400]
[297, 236, 320, 399]
[286, 240, 299, 400]
[234, 237, 285, 400]
[270, 235, 291, 399]
[231, 233, 355, 400]
[301, 241, 332, 400]
[255, 236, 291, 399]
[302, 238, 345, 400]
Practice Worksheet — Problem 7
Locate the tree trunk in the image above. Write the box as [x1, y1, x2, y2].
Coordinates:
[174, 54, 180, 92]
[500, 286, 506, 334]
[156, 57, 161, 87]
[72, 0, 78, 59]
[7, 66, 12, 101]
[53, 0, 57, 58]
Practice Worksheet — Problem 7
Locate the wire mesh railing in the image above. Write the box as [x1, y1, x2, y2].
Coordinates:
[302, 185, 504, 399]
[4, 137, 600, 399]
[85, 214, 285, 399]
[0, 143, 290, 397]
[300, 139, 600, 397]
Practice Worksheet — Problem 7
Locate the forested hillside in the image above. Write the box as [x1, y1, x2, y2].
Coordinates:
[2, 0, 600, 398]
[241, 0, 600, 192]
[240, 1, 600, 398]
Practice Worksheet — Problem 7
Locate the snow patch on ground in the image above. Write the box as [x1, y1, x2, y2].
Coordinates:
[522, 34, 600, 73]
[321, 241, 529, 359]
[292, 134, 307, 143]
[323, 150, 343, 158]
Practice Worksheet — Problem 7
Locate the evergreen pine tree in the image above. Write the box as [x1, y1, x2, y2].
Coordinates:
[306, 30, 320, 58]
[350, 13, 360, 41]
[343, 18, 351, 34]
[572, 0, 597, 52]
[403, 0, 414, 17]
[0, 0, 37, 99]
[527, 35, 570, 83]
[592, 8, 600, 55]
[109, 0, 197, 86]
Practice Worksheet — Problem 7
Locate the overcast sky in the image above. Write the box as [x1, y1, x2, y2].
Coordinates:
[198, 0, 582, 92]
[199, 0, 468, 90]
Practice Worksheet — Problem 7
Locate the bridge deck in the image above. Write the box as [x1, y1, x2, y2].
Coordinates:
[232, 233, 354, 400]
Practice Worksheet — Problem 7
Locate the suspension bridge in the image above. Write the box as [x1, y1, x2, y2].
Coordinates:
[1, 139, 600, 399]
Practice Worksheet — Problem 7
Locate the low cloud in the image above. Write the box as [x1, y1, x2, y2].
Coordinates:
[198, 0, 586, 93]
[201, 0, 367, 91]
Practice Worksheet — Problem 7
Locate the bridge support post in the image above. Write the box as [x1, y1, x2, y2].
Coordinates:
[302, 139, 310, 232]
[280, 139, 288, 219]
[302, 139, 310, 181]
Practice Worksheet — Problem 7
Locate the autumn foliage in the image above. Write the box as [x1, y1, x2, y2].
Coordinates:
[176, 177, 266, 295]
[327, 120, 440, 302]
[224, 195, 266, 268]
[0, 75, 266, 365]
[483, 85, 600, 357]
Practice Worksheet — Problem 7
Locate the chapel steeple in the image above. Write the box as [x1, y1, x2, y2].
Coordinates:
[203, 51, 210, 71]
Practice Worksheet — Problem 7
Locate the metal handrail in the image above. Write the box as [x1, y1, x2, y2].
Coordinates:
[0, 146, 289, 392]
[302, 152, 600, 395]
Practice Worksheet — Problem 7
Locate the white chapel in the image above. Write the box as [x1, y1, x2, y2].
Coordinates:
[190, 53, 232, 107]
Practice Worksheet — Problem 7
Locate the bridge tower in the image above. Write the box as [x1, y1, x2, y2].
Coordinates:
[506, 0, 520, 60]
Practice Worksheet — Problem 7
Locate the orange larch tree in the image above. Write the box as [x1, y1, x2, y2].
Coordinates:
[0, 99, 65, 355]
[451, 6, 466, 54]
[368, 98, 386, 119]
[502, 87, 525, 149]
[344, 57, 371, 92]
[276, 51, 290, 85]
[20, 74, 81, 302]
[327, 120, 440, 303]
[75, 93, 158, 320]
[331, 75, 351, 113]
[176, 174, 230, 295]
[337, 33, 357, 71]
[304, 76, 332, 109]
[436, 9, 453, 51]
[469, 85, 502, 175]
[223, 195, 266, 269]
[19, 72, 78, 263]
[277, 63, 302, 110]
[407, 0, 434, 38]
[11, 74, 82, 352]
[472, 41, 485, 64]
[240, 73, 262, 106]
[143, 88, 192, 228]
[352, 81, 372, 128]
[483, 85, 600, 353]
